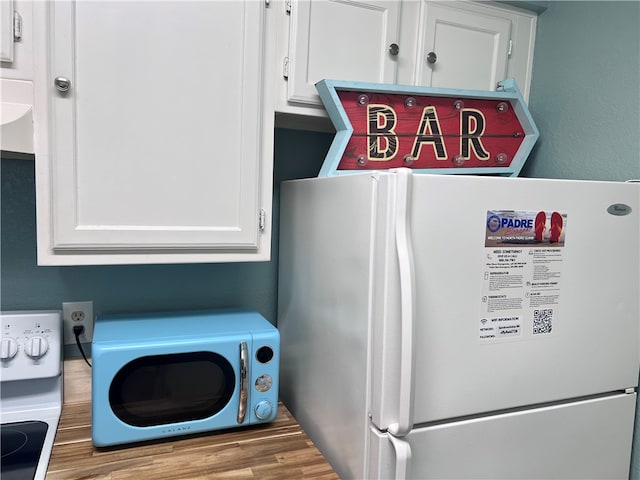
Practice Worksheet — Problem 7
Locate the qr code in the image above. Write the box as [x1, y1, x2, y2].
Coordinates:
[533, 309, 553, 335]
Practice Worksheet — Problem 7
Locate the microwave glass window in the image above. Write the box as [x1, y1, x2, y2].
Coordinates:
[109, 352, 235, 427]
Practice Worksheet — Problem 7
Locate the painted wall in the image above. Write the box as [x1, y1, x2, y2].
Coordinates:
[521, 1, 640, 181]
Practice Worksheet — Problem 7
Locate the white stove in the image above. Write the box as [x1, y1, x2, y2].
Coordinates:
[1, 311, 63, 480]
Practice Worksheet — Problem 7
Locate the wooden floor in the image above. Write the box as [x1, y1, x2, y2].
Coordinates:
[48, 360, 339, 479]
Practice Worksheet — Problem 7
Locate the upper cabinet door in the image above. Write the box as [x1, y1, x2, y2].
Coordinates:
[34, 1, 272, 265]
[1, 0, 14, 63]
[286, 0, 401, 106]
[418, 2, 511, 90]
[398, 1, 536, 98]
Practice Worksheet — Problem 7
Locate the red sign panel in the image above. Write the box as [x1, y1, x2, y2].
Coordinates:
[336, 90, 526, 171]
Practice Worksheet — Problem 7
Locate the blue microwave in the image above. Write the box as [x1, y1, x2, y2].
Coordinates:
[91, 309, 279, 447]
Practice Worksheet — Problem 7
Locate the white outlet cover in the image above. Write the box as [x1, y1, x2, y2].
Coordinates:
[62, 301, 94, 345]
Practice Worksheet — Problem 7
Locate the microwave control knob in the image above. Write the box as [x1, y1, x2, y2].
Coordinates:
[1, 337, 18, 360]
[24, 336, 49, 359]
[255, 400, 273, 420]
[255, 374, 273, 392]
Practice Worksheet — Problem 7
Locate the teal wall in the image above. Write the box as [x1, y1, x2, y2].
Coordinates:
[1, 128, 333, 323]
[521, 1, 640, 181]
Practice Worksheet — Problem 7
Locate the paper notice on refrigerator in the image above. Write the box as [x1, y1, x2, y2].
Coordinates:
[478, 210, 566, 343]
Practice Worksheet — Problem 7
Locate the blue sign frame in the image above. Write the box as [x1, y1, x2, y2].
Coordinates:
[315, 78, 539, 177]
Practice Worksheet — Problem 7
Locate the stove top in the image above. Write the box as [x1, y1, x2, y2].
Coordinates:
[1, 311, 62, 480]
[1, 421, 49, 480]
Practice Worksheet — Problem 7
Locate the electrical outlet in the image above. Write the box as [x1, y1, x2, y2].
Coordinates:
[62, 301, 94, 345]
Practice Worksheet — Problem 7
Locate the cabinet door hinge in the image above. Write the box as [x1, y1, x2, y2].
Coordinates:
[283, 56, 289, 79]
[285, 0, 292, 14]
[508, 39, 512, 57]
[13, 11, 22, 41]
[259, 209, 266, 232]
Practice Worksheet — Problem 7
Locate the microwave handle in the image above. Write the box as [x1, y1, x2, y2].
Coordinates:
[237, 341, 249, 423]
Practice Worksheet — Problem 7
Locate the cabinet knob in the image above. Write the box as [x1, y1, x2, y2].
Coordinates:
[426, 51, 437, 64]
[388, 43, 400, 56]
[54, 76, 71, 93]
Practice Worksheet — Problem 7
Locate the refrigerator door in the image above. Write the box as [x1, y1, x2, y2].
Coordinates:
[370, 392, 636, 480]
[402, 174, 639, 424]
[278, 173, 389, 480]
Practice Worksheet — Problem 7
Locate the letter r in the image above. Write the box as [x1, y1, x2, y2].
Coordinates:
[461, 109, 490, 160]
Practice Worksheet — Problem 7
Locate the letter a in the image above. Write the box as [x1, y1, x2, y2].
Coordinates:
[410, 106, 447, 160]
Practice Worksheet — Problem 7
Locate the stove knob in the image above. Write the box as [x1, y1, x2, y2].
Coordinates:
[24, 336, 49, 359]
[0, 338, 18, 360]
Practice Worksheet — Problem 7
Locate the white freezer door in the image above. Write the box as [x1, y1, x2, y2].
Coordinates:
[404, 174, 639, 424]
[369, 392, 636, 480]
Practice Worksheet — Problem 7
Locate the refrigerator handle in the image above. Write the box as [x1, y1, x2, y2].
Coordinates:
[389, 433, 412, 479]
[388, 168, 416, 438]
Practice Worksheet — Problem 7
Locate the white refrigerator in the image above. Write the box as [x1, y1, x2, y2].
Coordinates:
[277, 169, 640, 479]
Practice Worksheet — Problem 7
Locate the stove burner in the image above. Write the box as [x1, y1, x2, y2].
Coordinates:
[2, 429, 29, 457]
[1, 421, 49, 480]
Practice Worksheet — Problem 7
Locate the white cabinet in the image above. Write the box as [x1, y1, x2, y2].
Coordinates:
[286, 0, 400, 105]
[275, 0, 401, 118]
[1, 0, 15, 63]
[1, 0, 35, 154]
[398, 1, 536, 98]
[275, 0, 536, 119]
[1, 0, 33, 81]
[33, 1, 274, 265]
